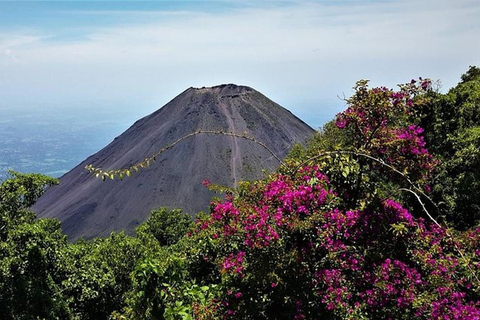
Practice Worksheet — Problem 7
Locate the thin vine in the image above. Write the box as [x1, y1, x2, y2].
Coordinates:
[85, 130, 287, 180]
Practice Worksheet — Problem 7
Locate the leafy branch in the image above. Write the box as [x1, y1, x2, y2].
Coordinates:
[295, 149, 439, 213]
[85, 130, 286, 180]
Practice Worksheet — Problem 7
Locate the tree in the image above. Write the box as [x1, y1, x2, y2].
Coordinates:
[0, 172, 71, 319]
[136, 208, 193, 247]
[416, 66, 480, 228]
[58, 232, 147, 320]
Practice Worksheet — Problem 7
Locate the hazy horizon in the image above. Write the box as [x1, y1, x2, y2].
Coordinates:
[1, 0, 479, 178]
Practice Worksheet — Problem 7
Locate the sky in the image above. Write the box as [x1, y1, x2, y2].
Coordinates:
[1, 0, 480, 129]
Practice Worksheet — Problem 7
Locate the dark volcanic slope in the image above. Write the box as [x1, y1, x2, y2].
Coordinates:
[34, 84, 314, 240]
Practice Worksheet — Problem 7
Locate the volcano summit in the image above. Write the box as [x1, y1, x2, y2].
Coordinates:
[34, 84, 314, 240]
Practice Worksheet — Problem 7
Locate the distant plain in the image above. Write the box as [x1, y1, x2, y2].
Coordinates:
[0, 104, 142, 180]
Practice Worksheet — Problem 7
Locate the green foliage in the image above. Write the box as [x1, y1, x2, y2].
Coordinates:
[0, 171, 182, 319]
[417, 66, 480, 228]
[461, 65, 480, 83]
[285, 142, 305, 160]
[0, 171, 58, 211]
[116, 250, 221, 320]
[0, 171, 58, 234]
[58, 232, 147, 320]
[0, 172, 70, 319]
[136, 208, 193, 247]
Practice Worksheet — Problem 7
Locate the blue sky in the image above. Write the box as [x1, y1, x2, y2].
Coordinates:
[1, 0, 480, 129]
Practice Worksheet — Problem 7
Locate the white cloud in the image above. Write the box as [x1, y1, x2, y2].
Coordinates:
[0, 34, 41, 48]
[1, 0, 479, 127]
[3, 49, 18, 62]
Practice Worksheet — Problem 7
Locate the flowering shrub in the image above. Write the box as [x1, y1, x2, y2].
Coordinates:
[190, 165, 480, 319]
[334, 78, 437, 185]
[184, 79, 480, 319]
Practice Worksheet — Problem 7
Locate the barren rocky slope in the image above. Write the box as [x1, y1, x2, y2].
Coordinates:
[34, 84, 314, 240]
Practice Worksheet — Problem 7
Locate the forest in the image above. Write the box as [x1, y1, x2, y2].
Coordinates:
[1, 66, 480, 319]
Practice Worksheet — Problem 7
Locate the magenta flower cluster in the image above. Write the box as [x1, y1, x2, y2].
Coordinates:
[192, 161, 480, 318]
[334, 79, 437, 184]
[188, 78, 479, 319]
[221, 251, 245, 276]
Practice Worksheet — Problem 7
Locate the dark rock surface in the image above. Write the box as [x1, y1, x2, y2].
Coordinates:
[34, 84, 314, 240]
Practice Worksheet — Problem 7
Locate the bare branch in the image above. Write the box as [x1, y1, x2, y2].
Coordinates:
[400, 187, 480, 286]
[399, 188, 442, 228]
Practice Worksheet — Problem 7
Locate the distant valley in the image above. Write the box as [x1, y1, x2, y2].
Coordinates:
[0, 106, 144, 180]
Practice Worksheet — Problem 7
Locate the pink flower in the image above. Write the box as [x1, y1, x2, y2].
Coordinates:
[335, 117, 348, 129]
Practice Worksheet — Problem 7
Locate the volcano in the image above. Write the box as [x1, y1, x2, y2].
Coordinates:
[34, 84, 314, 240]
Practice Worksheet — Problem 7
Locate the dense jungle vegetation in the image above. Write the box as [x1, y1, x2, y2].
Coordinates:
[1, 67, 480, 319]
